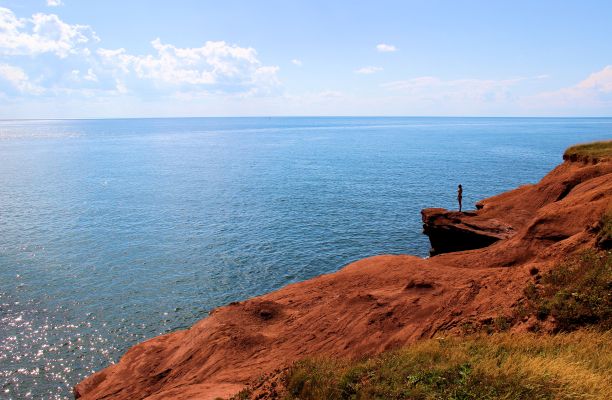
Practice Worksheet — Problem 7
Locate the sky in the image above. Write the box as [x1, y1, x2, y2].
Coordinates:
[0, 0, 611, 118]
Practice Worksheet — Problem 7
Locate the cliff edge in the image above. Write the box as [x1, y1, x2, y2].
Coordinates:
[75, 143, 612, 400]
[421, 209, 515, 255]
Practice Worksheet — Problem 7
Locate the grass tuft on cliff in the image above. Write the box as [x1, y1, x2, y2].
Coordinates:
[596, 210, 612, 250]
[282, 330, 611, 400]
[563, 140, 612, 163]
[523, 249, 611, 331]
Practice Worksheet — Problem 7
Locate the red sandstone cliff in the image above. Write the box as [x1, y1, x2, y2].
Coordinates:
[74, 157, 612, 400]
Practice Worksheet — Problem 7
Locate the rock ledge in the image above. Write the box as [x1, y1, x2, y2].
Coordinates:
[421, 208, 515, 255]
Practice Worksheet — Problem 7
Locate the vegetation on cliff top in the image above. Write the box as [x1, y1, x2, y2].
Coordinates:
[281, 330, 611, 400]
[267, 249, 612, 400]
[523, 249, 611, 331]
[519, 210, 611, 331]
[563, 140, 612, 162]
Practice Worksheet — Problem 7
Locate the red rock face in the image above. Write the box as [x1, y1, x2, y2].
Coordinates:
[74, 159, 612, 400]
[421, 208, 515, 255]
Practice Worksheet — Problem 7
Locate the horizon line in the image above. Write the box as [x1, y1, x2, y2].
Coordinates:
[2, 115, 612, 122]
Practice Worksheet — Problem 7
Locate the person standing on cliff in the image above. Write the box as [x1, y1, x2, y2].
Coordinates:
[457, 184, 463, 212]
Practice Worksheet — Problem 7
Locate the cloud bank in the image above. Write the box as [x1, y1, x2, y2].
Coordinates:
[0, 7, 279, 99]
[97, 39, 279, 94]
[0, 7, 97, 57]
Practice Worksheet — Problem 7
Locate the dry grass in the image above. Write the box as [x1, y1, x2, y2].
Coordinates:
[283, 330, 612, 400]
[563, 140, 612, 163]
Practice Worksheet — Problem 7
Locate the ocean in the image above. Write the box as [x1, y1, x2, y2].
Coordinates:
[1, 117, 611, 399]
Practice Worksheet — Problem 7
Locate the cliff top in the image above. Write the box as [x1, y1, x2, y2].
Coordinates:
[563, 140, 612, 163]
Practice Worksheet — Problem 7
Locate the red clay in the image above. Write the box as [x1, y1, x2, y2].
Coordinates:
[75, 159, 612, 400]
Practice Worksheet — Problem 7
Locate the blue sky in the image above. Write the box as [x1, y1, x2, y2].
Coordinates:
[0, 0, 611, 118]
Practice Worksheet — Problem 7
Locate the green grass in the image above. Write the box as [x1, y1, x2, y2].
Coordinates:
[283, 330, 612, 400]
[523, 249, 612, 331]
[596, 210, 612, 250]
[563, 140, 612, 162]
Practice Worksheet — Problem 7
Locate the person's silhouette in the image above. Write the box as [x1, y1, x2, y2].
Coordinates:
[457, 184, 463, 212]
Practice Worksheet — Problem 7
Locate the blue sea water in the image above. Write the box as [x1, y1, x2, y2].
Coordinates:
[0, 117, 611, 399]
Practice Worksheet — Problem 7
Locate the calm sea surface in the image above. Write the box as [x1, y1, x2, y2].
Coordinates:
[1, 117, 611, 398]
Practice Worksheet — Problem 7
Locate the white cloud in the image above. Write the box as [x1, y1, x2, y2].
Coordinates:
[83, 68, 98, 82]
[575, 65, 612, 92]
[0, 63, 43, 94]
[0, 7, 98, 58]
[0, 7, 279, 99]
[71, 68, 98, 82]
[355, 66, 382, 74]
[46, 0, 64, 7]
[376, 43, 397, 52]
[291, 58, 302, 66]
[97, 38, 280, 94]
[525, 66, 612, 112]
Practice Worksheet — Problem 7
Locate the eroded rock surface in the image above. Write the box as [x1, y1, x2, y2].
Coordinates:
[75, 158, 612, 400]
